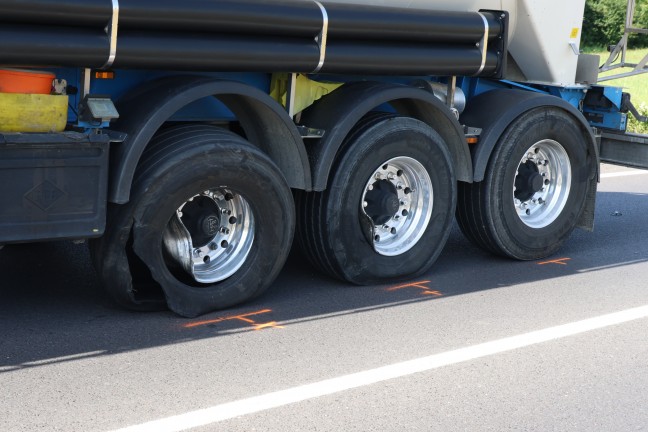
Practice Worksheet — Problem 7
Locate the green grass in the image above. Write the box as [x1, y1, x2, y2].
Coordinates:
[586, 48, 648, 132]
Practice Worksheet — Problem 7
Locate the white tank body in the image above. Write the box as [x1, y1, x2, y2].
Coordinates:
[317, 0, 586, 86]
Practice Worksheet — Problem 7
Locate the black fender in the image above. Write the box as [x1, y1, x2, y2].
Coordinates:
[460, 88, 599, 230]
[460, 89, 598, 182]
[300, 81, 471, 190]
[109, 75, 310, 203]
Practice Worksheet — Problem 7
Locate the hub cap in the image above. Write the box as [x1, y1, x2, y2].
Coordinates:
[163, 189, 254, 283]
[513, 139, 571, 229]
[361, 157, 433, 256]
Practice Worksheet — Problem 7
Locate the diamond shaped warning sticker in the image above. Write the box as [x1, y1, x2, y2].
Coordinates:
[25, 180, 66, 211]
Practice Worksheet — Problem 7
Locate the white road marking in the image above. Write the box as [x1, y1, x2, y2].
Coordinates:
[112, 305, 648, 432]
[600, 170, 648, 178]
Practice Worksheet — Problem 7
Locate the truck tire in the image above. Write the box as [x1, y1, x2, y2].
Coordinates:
[457, 107, 589, 260]
[297, 115, 456, 284]
[94, 125, 294, 317]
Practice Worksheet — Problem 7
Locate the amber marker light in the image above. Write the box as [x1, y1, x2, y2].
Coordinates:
[466, 136, 479, 145]
[94, 71, 115, 79]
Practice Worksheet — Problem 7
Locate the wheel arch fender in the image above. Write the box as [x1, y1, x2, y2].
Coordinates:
[460, 89, 599, 182]
[109, 75, 310, 204]
[299, 81, 472, 191]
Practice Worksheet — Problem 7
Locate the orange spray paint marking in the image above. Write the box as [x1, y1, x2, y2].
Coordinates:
[386, 280, 432, 292]
[253, 322, 284, 331]
[183, 309, 278, 329]
[537, 257, 571, 266]
[386, 280, 442, 297]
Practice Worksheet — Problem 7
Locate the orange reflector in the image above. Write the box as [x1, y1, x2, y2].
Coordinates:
[466, 136, 479, 145]
[94, 71, 115, 79]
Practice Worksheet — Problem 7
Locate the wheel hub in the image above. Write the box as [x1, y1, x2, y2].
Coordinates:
[360, 157, 433, 257]
[514, 161, 544, 202]
[364, 180, 400, 225]
[513, 140, 571, 229]
[162, 189, 254, 284]
[178, 196, 222, 247]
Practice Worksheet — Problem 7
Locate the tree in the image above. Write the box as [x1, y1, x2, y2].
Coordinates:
[582, 0, 648, 48]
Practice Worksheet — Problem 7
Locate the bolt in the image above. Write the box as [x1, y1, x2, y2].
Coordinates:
[225, 193, 234, 201]
[396, 183, 403, 190]
[229, 216, 237, 224]
[383, 224, 390, 230]
[194, 249, 202, 258]
[203, 256, 210, 264]
[390, 227, 397, 235]
[544, 179, 550, 185]
[526, 209, 531, 215]
[209, 242, 217, 250]
[538, 198, 544, 204]
[382, 164, 389, 170]
[221, 240, 229, 248]
[388, 172, 396, 180]
[394, 215, 400, 221]
[402, 209, 409, 217]
[220, 227, 230, 235]
[397, 170, 404, 177]
[404, 187, 411, 195]
[374, 235, 380, 242]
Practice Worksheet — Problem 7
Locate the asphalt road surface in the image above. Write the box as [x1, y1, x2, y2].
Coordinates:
[1, 164, 647, 432]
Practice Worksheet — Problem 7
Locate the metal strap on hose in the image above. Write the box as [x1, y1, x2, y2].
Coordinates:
[474, 12, 489, 76]
[102, 0, 119, 69]
[312, 1, 329, 74]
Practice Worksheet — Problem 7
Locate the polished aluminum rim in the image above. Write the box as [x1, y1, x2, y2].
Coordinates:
[162, 189, 254, 283]
[360, 156, 433, 256]
[513, 139, 571, 229]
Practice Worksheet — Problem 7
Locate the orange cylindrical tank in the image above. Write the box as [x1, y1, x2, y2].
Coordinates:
[0, 69, 54, 94]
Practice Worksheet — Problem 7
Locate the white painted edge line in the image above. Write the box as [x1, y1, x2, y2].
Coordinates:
[600, 170, 648, 178]
[112, 305, 648, 432]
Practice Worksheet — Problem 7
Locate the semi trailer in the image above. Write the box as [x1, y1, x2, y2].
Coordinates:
[0, 0, 647, 317]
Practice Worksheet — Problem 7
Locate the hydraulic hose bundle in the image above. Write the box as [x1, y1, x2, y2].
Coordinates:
[0, 0, 507, 77]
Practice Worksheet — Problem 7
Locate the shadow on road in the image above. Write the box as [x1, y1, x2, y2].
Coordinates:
[1, 191, 646, 371]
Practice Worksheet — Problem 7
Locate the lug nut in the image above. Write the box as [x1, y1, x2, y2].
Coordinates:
[390, 227, 397, 235]
[209, 242, 217, 250]
[221, 240, 229, 248]
[374, 235, 380, 242]
[229, 216, 237, 224]
[220, 227, 230, 235]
